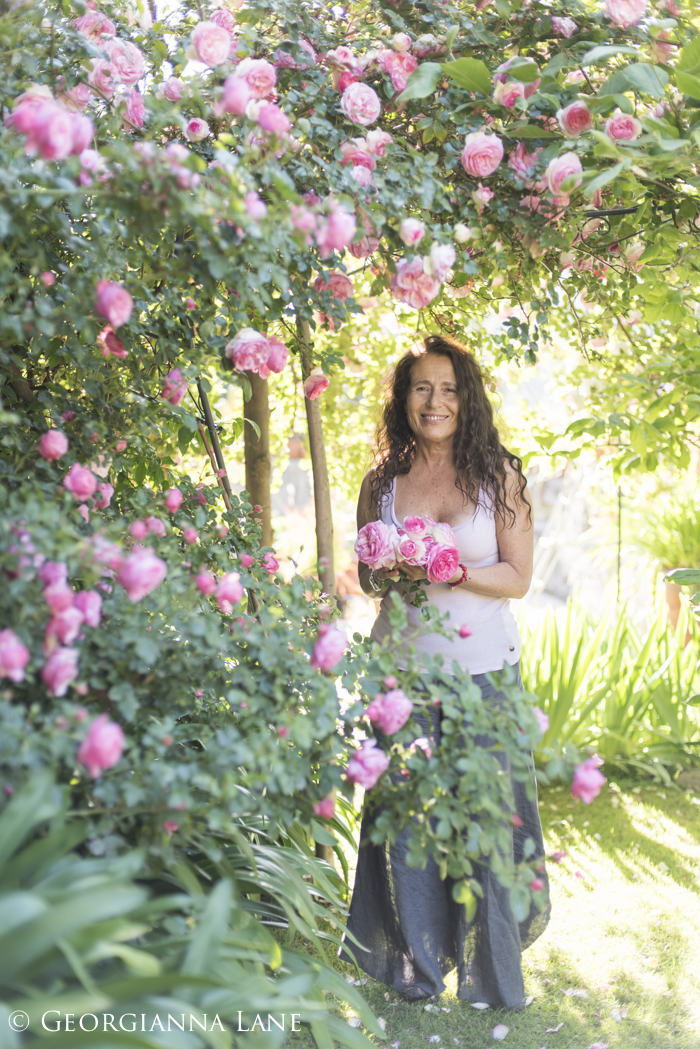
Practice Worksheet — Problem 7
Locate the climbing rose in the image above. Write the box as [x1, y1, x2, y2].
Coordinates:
[103, 39, 147, 87]
[87, 59, 117, 98]
[47, 606, 84, 645]
[605, 0, 646, 27]
[365, 129, 393, 156]
[493, 80, 525, 109]
[161, 368, 188, 406]
[41, 646, 79, 697]
[38, 429, 68, 461]
[95, 281, 133, 328]
[605, 110, 642, 141]
[257, 102, 291, 134]
[77, 713, 125, 778]
[191, 20, 230, 66]
[183, 528, 198, 545]
[314, 271, 354, 301]
[44, 581, 73, 615]
[508, 142, 542, 180]
[379, 49, 418, 92]
[346, 739, 389, 789]
[311, 626, 347, 671]
[244, 190, 267, 219]
[185, 117, 210, 141]
[39, 561, 68, 587]
[216, 571, 244, 611]
[73, 590, 102, 628]
[313, 796, 335, 819]
[461, 132, 504, 178]
[315, 206, 356, 258]
[265, 335, 289, 373]
[235, 57, 277, 99]
[196, 572, 217, 594]
[209, 7, 236, 34]
[304, 368, 330, 400]
[426, 542, 460, 584]
[533, 707, 549, 735]
[366, 688, 413, 734]
[117, 548, 167, 602]
[97, 325, 127, 358]
[571, 756, 606, 804]
[354, 519, 397, 568]
[221, 73, 251, 115]
[425, 243, 456, 282]
[390, 256, 440, 309]
[93, 482, 114, 509]
[225, 328, 270, 373]
[399, 218, 426, 246]
[557, 100, 593, 138]
[145, 516, 166, 537]
[63, 463, 97, 502]
[124, 89, 145, 129]
[165, 488, 183, 513]
[163, 77, 184, 102]
[0, 629, 30, 683]
[73, 9, 116, 41]
[262, 552, 279, 574]
[340, 82, 382, 126]
[545, 152, 583, 196]
[459, 624, 472, 638]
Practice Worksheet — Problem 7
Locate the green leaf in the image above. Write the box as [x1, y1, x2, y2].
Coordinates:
[676, 70, 700, 100]
[183, 879, 232, 976]
[395, 62, 442, 104]
[441, 58, 492, 95]
[583, 161, 625, 196]
[598, 69, 633, 95]
[0, 772, 56, 873]
[581, 44, 639, 66]
[686, 693, 700, 706]
[677, 33, 700, 75]
[506, 124, 559, 140]
[665, 568, 700, 585]
[622, 63, 669, 98]
[508, 59, 540, 84]
[451, 880, 477, 921]
[629, 419, 647, 456]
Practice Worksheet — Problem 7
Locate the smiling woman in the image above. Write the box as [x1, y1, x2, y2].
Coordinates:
[344, 335, 547, 1011]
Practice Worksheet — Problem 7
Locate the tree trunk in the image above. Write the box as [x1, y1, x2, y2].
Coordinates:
[243, 372, 272, 548]
[297, 320, 335, 599]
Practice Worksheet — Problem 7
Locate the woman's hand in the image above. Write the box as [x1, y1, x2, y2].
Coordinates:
[372, 566, 401, 585]
[399, 563, 429, 583]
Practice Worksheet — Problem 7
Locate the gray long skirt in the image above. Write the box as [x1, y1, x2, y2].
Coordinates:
[339, 666, 550, 1010]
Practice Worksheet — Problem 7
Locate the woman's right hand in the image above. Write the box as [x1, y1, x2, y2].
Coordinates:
[372, 566, 400, 585]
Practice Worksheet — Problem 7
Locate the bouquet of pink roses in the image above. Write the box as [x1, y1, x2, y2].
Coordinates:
[354, 514, 459, 584]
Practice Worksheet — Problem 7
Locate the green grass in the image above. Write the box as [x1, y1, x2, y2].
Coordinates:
[291, 780, 700, 1049]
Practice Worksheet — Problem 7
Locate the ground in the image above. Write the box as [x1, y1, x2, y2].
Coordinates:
[296, 778, 700, 1049]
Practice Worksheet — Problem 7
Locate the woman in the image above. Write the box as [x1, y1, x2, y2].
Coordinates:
[342, 335, 548, 1010]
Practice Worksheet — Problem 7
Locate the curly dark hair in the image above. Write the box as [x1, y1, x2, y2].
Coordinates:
[370, 335, 529, 526]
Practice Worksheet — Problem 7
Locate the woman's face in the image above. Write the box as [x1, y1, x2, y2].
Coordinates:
[405, 354, 460, 445]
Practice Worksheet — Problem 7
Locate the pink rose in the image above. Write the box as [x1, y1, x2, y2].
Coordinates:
[355, 519, 397, 569]
[314, 271, 354, 302]
[366, 688, 413, 734]
[225, 327, 270, 373]
[291, 205, 317, 242]
[240, 553, 255, 568]
[73, 590, 102, 628]
[315, 206, 356, 258]
[124, 89, 145, 129]
[145, 516, 166, 537]
[161, 368, 188, 406]
[77, 713, 125, 778]
[185, 117, 210, 142]
[493, 80, 525, 109]
[39, 561, 68, 587]
[196, 572, 217, 594]
[557, 100, 592, 138]
[163, 77, 184, 102]
[458, 624, 472, 638]
[390, 256, 440, 309]
[235, 57, 277, 99]
[397, 533, 427, 565]
[41, 646, 79, 697]
[257, 102, 291, 134]
[340, 82, 382, 126]
[545, 152, 583, 196]
[605, 0, 646, 27]
[87, 58, 118, 98]
[349, 233, 380, 259]
[425, 242, 456, 282]
[220, 74, 251, 115]
[7, 102, 76, 162]
[40, 271, 56, 287]
[266, 335, 289, 373]
[0, 629, 30, 683]
[311, 626, 348, 672]
[216, 571, 244, 611]
[624, 241, 645, 269]
[461, 132, 504, 178]
[38, 429, 68, 461]
[533, 707, 549, 735]
[345, 738, 389, 789]
[131, 522, 148, 540]
[304, 368, 330, 400]
[472, 184, 494, 212]
[605, 110, 642, 141]
[399, 218, 425, 246]
[59, 82, 92, 112]
[403, 515, 433, 536]
[552, 16, 578, 36]
[340, 141, 377, 172]
[183, 528, 198, 545]
[95, 280, 133, 328]
[571, 756, 606, 804]
[209, 7, 236, 34]
[164, 488, 183, 513]
[392, 32, 412, 51]
[262, 552, 279, 574]
[117, 548, 167, 602]
[649, 31, 673, 63]
[426, 542, 459, 584]
[97, 325, 127, 359]
[103, 39, 147, 87]
[366, 129, 393, 156]
[313, 796, 335, 819]
[93, 482, 114, 509]
[244, 190, 267, 219]
[63, 463, 97, 502]
[379, 49, 418, 92]
[74, 9, 116, 41]
[191, 20, 230, 66]
[47, 606, 84, 645]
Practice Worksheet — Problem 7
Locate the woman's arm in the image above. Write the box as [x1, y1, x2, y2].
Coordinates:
[356, 471, 396, 597]
[447, 464, 534, 600]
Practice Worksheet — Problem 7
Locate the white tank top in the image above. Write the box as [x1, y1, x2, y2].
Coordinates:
[369, 476, 521, 676]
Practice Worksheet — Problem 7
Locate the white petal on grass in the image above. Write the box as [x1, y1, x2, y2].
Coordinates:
[525, 995, 535, 1006]
[378, 1018, 387, 1031]
[424, 1004, 437, 1012]
[611, 1007, 628, 1021]
[391, 1042, 400, 1048]
[658, 861, 669, 872]
[428, 1036, 441, 1043]
[442, 1007, 451, 1013]
[546, 1022, 564, 1033]
[492, 1025, 509, 1041]
[354, 978, 368, 985]
[471, 1002, 490, 1010]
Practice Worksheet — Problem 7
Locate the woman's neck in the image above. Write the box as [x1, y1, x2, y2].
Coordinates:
[412, 438, 455, 473]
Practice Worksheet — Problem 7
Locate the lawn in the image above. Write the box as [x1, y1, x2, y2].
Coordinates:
[303, 778, 700, 1049]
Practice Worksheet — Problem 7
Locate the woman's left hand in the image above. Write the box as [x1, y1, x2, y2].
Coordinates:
[400, 564, 429, 583]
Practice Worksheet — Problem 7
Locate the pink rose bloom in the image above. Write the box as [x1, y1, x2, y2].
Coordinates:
[77, 713, 125, 778]
[161, 368, 188, 406]
[69, 112, 94, 155]
[209, 7, 237, 34]
[380, 49, 418, 92]
[73, 9, 116, 41]
[185, 117, 210, 142]
[545, 152, 583, 196]
[426, 542, 459, 584]
[91, 535, 123, 572]
[461, 132, 504, 178]
[165, 488, 183, 513]
[366, 129, 393, 156]
[163, 77, 185, 102]
[397, 533, 427, 565]
[39, 561, 68, 587]
[95, 280, 133, 328]
[340, 82, 382, 126]
[235, 57, 277, 99]
[315, 206, 356, 258]
[41, 646, 79, 697]
[73, 590, 102, 628]
[145, 516, 166, 537]
[625, 241, 645, 269]
[349, 234, 380, 259]
[216, 571, 244, 611]
[245, 190, 267, 220]
[191, 20, 231, 66]
[103, 39, 147, 87]
[313, 796, 335, 819]
[47, 606, 84, 645]
[346, 739, 389, 789]
[403, 515, 434, 537]
[304, 368, 330, 400]
[314, 271, 354, 302]
[9, 101, 76, 162]
[257, 102, 291, 134]
[240, 552, 255, 568]
[182, 527, 198, 545]
[221, 74, 251, 115]
[40, 271, 56, 287]
[64, 463, 97, 502]
[605, 0, 646, 27]
[87, 58, 118, 98]
[266, 335, 289, 373]
[196, 571, 217, 594]
[93, 482, 114, 509]
[571, 756, 606, 804]
[493, 80, 525, 109]
[60, 82, 92, 112]
[552, 16, 578, 36]
[557, 100, 592, 138]
[605, 110, 642, 141]
[97, 325, 127, 358]
[291, 205, 317, 241]
[425, 242, 456, 282]
[311, 626, 347, 672]
[38, 429, 68, 461]
[340, 141, 377, 171]
[117, 547, 167, 602]
[367, 688, 413, 734]
[77, 505, 90, 524]
[390, 256, 440, 309]
[0, 628, 30, 683]
[459, 624, 472, 638]
[124, 89, 145, 129]
[225, 327, 270, 373]
[533, 707, 549, 735]
[649, 31, 673, 63]
[399, 218, 426, 246]
[262, 552, 279, 573]
[355, 519, 398, 569]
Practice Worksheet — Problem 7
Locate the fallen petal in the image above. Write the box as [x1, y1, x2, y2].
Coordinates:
[424, 1004, 437, 1012]
[525, 995, 535, 1006]
[471, 1002, 490, 1010]
[546, 1023, 564, 1033]
[347, 1018, 362, 1028]
[492, 1026, 509, 1041]
[378, 1018, 387, 1031]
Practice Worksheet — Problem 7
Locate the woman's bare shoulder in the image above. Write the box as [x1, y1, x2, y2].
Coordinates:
[357, 469, 378, 527]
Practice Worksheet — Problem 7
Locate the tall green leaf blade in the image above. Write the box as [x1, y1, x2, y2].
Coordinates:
[0, 770, 56, 872]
